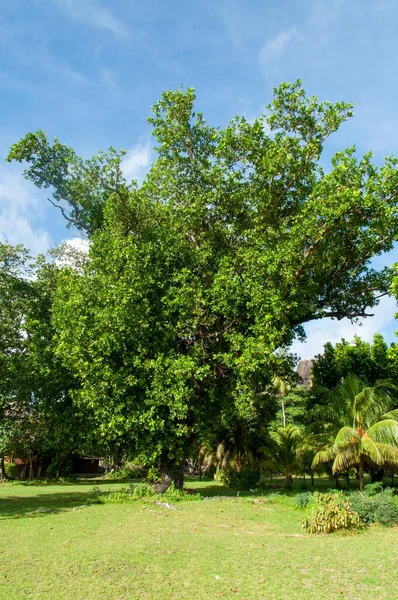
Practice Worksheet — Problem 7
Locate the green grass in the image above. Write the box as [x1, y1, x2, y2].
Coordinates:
[0, 479, 397, 600]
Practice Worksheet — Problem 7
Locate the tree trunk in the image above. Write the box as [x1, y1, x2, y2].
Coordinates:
[155, 460, 185, 492]
[0, 456, 7, 481]
[333, 474, 340, 489]
[310, 471, 314, 487]
[286, 472, 292, 485]
[281, 400, 286, 428]
[359, 456, 364, 492]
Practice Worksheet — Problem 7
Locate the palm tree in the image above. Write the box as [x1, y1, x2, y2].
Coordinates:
[312, 375, 398, 491]
[204, 416, 265, 475]
[272, 376, 291, 428]
[262, 425, 304, 484]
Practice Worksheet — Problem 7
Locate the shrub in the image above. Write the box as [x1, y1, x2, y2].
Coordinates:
[293, 492, 311, 509]
[363, 482, 384, 496]
[146, 466, 161, 483]
[4, 462, 19, 479]
[105, 466, 135, 480]
[202, 465, 216, 480]
[349, 488, 398, 527]
[304, 492, 360, 533]
[91, 482, 201, 505]
[216, 466, 260, 490]
[129, 482, 156, 499]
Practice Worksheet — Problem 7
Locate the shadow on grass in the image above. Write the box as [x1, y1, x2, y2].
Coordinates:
[187, 476, 362, 499]
[0, 476, 365, 520]
[10, 477, 142, 487]
[0, 490, 101, 519]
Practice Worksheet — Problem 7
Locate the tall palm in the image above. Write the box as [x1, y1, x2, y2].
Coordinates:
[204, 417, 265, 474]
[312, 375, 398, 491]
[262, 425, 304, 484]
[272, 376, 291, 428]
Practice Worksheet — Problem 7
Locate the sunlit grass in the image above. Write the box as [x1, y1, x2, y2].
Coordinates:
[0, 479, 397, 600]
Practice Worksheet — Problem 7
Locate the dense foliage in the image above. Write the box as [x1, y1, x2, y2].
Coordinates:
[0, 243, 102, 477]
[3, 81, 398, 487]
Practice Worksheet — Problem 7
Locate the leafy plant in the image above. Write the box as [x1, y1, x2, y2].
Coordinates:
[105, 466, 135, 480]
[304, 491, 360, 533]
[146, 466, 161, 483]
[293, 492, 311, 509]
[129, 482, 156, 499]
[8, 82, 398, 491]
[4, 462, 19, 479]
[349, 488, 398, 526]
[216, 466, 260, 490]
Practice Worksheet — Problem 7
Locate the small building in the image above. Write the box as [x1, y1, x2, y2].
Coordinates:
[71, 456, 100, 477]
[4, 456, 50, 479]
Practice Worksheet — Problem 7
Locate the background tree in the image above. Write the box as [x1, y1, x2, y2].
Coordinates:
[0, 243, 102, 477]
[312, 334, 394, 390]
[312, 375, 398, 491]
[262, 425, 304, 484]
[0, 243, 34, 478]
[8, 81, 398, 488]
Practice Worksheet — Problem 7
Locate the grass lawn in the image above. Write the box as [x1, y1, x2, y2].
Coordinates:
[0, 479, 397, 600]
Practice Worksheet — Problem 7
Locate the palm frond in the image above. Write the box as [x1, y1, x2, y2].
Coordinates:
[374, 443, 398, 467]
[312, 445, 336, 469]
[332, 447, 358, 473]
[333, 426, 360, 450]
[383, 409, 398, 422]
[367, 420, 398, 447]
[360, 435, 383, 466]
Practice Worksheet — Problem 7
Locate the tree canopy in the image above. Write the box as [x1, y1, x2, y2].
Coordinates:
[312, 334, 395, 389]
[7, 81, 398, 486]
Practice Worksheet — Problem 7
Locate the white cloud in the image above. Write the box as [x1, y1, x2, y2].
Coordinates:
[62, 237, 89, 253]
[54, 237, 90, 268]
[0, 169, 51, 256]
[50, 0, 128, 38]
[290, 295, 398, 359]
[121, 141, 153, 184]
[258, 27, 298, 64]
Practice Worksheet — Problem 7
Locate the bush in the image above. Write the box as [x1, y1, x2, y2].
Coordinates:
[105, 466, 136, 480]
[4, 462, 19, 479]
[216, 466, 260, 490]
[363, 482, 384, 496]
[91, 482, 201, 505]
[304, 492, 360, 533]
[129, 482, 156, 499]
[349, 488, 398, 527]
[146, 466, 161, 483]
[293, 492, 311, 509]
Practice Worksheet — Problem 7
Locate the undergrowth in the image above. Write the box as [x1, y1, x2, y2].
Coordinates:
[90, 482, 202, 504]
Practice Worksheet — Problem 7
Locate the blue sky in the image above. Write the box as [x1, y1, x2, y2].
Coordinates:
[1, 0, 398, 357]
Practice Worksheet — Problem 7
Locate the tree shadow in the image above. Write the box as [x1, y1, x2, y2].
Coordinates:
[0, 489, 100, 520]
[187, 476, 361, 499]
[13, 477, 140, 487]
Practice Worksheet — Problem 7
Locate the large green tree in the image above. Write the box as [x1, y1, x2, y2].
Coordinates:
[8, 81, 398, 488]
